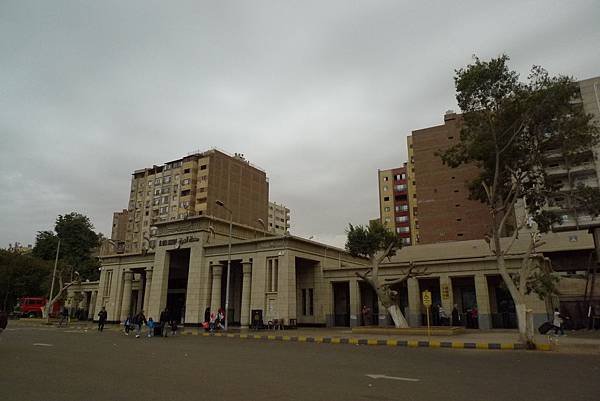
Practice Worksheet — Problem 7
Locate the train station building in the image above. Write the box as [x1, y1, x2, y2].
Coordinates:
[71, 215, 594, 330]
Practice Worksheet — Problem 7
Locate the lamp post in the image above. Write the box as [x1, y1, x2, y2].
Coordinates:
[257, 218, 266, 237]
[215, 199, 232, 331]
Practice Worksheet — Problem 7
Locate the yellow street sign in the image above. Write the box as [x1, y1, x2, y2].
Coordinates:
[422, 290, 432, 307]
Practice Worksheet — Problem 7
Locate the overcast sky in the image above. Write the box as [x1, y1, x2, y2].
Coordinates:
[1, 1, 599, 249]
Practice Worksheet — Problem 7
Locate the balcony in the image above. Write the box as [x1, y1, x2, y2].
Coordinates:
[546, 162, 596, 177]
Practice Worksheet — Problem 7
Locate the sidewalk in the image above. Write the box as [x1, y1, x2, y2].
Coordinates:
[12, 319, 600, 353]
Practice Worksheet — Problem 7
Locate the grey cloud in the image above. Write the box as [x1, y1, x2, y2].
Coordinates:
[1, 0, 599, 248]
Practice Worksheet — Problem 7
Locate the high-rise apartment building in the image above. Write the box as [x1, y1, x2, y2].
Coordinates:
[547, 76, 600, 231]
[111, 209, 128, 242]
[408, 112, 491, 244]
[377, 164, 412, 245]
[123, 149, 269, 252]
[268, 202, 290, 234]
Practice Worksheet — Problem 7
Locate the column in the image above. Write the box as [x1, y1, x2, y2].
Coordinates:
[349, 280, 360, 327]
[240, 261, 252, 328]
[474, 273, 492, 329]
[407, 277, 421, 326]
[88, 290, 97, 320]
[146, 248, 169, 321]
[136, 274, 144, 313]
[185, 241, 206, 325]
[119, 270, 133, 322]
[210, 264, 223, 313]
[143, 269, 153, 313]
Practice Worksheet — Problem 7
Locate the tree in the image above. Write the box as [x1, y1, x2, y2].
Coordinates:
[440, 55, 600, 343]
[0, 249, 52, 312]
[33, 212, 101, 281]
[345, 220, 428, 328]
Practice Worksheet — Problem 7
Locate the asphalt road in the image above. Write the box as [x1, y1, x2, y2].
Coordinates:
[1, 326, 599, 401]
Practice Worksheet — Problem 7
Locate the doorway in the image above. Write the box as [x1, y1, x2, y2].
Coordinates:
[452, 276, 477, 328]
[167, 249, 190, 323]
[220, 260, 243, 326]
[359, 281, 379, 326]
[332, 282, 350, 327]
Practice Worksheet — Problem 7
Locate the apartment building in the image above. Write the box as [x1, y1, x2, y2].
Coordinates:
[408, 112, 491, 244]
[268, 202, 290, 234]
[548, 76, 600, 231]
[111, 209, 128, 242]
[122, 149, 269, 252]
[377, 164, 412, 245]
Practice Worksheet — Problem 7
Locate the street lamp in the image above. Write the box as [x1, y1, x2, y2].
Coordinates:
[215, 199, 232, 331]
[257, 218, 266, 237]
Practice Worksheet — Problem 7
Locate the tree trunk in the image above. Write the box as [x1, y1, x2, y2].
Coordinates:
[387, 304, 409, 328]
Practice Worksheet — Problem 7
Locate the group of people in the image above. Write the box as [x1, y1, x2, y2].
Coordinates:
[95, 306, 180, 337]
[203, 307, 225, 332]
[124, 310, 155, 338]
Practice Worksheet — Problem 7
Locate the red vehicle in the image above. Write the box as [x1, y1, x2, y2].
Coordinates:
[17, 297, 61, 318]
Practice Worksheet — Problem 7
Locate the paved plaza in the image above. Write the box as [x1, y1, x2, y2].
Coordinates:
[2, 324, 600, 401]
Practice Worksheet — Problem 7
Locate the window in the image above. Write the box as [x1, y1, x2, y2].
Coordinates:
[163, 176, 171, 183]
[155, 178, 161, 185]
[383, 177, 389, 181]
[154, 189, 161, 196]
[384, 207, 390, 212]
[395, 184, 407, 191]
[200, 175, 208, 181]
[383, 196, 390, 202]
[396, 226, 410, 233]
[266, 258, 279, 292]
[153, 198, 160, 206]
[197, 197, 207, 203]
[181, 190, 191, 196]
[184, 168, 191, 173]
[160, 206, 169, 214]
[384, 217, 391, 223]
[182, 178, 190, 185]
[200, 165, 207, 170]
[161, 187, 170, 194]
[396, 216, 408, 222]
[301, 289, 314, 316]
[383, 185, 388, 191]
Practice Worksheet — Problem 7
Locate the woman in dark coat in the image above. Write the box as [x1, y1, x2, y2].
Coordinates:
[203, 307, 211, 332]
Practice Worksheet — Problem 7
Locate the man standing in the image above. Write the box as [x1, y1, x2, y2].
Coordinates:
[58, 307, 69, 327]
[134, 310, 147, 338]
[97, 307, 108, 332]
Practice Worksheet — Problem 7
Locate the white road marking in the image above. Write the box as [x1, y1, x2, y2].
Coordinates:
[33, 343, 54, 347]
[366, 374, 420, 382]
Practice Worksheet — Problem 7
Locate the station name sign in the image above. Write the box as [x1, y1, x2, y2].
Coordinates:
[159, 235, 200, 247]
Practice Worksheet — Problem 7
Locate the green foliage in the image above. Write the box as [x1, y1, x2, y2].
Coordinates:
[32, 212, 101, 280]
[345, 220, 400, 258]
[0, 250, 53, 311]
[441, 55, 600, 232]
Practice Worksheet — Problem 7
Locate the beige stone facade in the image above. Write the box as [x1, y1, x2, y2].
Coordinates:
[268, 202, 290, 234]
[69, 217, 594, 330]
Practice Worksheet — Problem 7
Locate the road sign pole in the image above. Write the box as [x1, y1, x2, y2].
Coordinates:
[426, 306, 431, 338]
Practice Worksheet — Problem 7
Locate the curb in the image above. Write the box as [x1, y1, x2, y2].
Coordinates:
[179, 330, 542, 351]
[13, 323, 552, 351]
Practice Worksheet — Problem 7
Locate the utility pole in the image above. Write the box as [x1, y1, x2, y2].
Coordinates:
[46, 238, 61, 323]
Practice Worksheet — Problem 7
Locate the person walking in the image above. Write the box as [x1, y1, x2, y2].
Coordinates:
[553, 308, 566, 336]
[217, 308, 225, 330]
[146, 317, 155, 338]
[159, 308, 170, 337]
[361, 305, 371, 326]
[134, 310, 147, 338]
[97, 307, 108, 332]
[58, 307, 69, 327]
[124, 314, 133, 335]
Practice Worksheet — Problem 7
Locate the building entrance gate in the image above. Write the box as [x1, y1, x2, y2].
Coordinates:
[167, 249, 190, 324]
[332, 282, 350, 327]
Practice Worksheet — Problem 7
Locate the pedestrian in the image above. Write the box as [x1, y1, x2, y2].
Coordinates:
[451, 304, 460, 327]
[58, 307, 69, 327]
[361, 305, 371, 326]
[553, 308, 566, 336]
[134, 310, 147, 338]
[97, 307, 108, 332]
[0, 309, 8, 334]
[170, 319, 178, 336]
[147, 317, 155, 338]
[209, 312, 216, 332]
[203, 307, 211, 332]
[160, 307, 170, 337]
[471, 306, 479, 329]
[124, 314, 133, 335]
[217, 308, 225, 330]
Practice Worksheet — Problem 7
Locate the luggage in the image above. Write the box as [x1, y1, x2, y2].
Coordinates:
[538, 321, 553, 334]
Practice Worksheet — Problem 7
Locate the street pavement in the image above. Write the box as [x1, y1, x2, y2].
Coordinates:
[1, 325, 599, 401]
